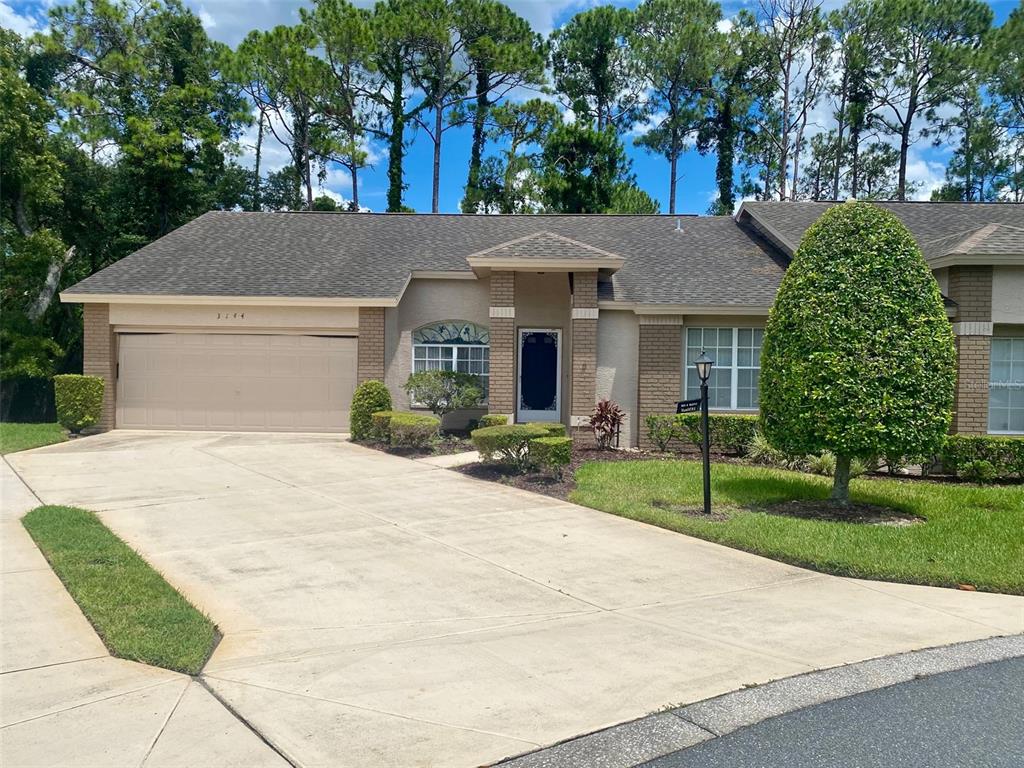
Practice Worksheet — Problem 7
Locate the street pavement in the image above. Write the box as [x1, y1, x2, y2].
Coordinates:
[643, 657, 1024, 768]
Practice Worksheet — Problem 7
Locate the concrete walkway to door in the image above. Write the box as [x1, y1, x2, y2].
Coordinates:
[5, 431, 1023, 767]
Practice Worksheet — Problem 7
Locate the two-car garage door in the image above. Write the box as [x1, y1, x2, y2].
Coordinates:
[116, 333, 357, 432]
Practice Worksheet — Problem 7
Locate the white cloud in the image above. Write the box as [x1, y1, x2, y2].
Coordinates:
[1, 1, 44, 36]
[716, 18, 734, 34]
[198, 7, 216, 29]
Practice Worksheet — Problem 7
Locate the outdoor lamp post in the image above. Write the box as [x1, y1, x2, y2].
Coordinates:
[694, 351, 714, 515]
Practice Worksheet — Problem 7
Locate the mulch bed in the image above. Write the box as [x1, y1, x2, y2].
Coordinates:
[756, 499, 924, 526]
[455, 446, 671, 501]
[357, 435, 474, 459]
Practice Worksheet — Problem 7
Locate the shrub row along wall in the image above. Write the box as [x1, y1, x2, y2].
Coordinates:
[645, 412, 1023, 481]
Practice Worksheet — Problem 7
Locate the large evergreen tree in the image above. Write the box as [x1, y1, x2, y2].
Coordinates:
[760, 202, 955, 503]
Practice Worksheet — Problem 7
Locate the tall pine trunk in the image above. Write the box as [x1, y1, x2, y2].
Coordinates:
[387, 75, 405, 212]
[463, 70, 489, 213]
[431, 105, 442, 213]
[714, 96, 735, 213]
[253, 110, 264, 211]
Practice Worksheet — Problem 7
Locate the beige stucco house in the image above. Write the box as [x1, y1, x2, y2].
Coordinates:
[61, 201, 1024, 446]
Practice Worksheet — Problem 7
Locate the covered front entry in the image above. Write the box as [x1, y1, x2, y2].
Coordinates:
[116, 333, 356, 432]
[517, 328, 561, 422]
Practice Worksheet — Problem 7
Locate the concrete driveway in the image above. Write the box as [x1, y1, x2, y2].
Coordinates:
[6, 432, 1023, 767]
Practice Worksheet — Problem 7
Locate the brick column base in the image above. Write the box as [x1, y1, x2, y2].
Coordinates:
[357, 307, 385, 383]
[83, 303, 116, 432]
[488, 272, 516, 416]
[637, 324, 682, 450]
[952, 335, 991, 434]
[489, 317, 515, 415]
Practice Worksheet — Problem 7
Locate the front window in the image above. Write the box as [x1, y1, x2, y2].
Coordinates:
[412, 321, 490, 398]
[989, 337, 1024, 434]
[684, 327, 763, 410]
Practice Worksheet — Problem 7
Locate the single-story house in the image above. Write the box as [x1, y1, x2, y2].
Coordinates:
[61, 201, 1024, 446]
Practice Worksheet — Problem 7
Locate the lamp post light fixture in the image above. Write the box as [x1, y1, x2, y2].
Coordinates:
[694, 351, 714, 515]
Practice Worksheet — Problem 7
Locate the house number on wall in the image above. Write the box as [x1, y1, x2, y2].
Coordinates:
[216, 312, 246, 320]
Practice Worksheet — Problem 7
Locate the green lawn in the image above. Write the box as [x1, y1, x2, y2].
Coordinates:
[571, 460, 1024, 595]
[22, 506, 217, 674]
[0, 422, 66, 454]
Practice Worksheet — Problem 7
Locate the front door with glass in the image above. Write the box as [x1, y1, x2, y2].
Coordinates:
[517, 329, 561, 422]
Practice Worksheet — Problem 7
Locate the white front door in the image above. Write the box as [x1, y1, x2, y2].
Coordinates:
[517, 328, 561, 422]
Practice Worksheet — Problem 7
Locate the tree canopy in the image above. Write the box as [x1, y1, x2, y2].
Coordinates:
[759, 202, 956, 502]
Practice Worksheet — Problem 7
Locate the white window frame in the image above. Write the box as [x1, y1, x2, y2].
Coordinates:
[410, 343, 490, 404]
[683, 327, 763, 411]
[988, 336, 1024, 435]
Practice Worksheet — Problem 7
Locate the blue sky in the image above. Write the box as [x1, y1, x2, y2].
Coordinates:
[4, 0, 1019, 213]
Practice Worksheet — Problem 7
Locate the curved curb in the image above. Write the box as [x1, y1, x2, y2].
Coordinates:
[497, 634, 1024, 768]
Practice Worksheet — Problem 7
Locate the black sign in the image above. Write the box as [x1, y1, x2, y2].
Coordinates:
[676, 398, 701, 414]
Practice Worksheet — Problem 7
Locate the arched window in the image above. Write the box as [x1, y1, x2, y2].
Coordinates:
[412, 321, 490, 397]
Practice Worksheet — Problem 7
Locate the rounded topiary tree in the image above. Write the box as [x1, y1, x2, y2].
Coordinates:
[760, 202, 956, 503]
[350, 380, 391, 441]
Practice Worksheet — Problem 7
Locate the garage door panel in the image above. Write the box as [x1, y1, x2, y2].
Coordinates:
[116, 334, 356, 433]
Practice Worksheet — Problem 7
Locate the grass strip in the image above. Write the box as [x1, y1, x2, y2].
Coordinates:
[1, 422, 67, 455]
[22, 506, 217, 674]
[572, 460, 1024, 595]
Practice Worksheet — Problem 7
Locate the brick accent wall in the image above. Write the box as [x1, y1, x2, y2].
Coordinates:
[952, 335, 991, 434]
[488, 272, 516, 414]
[357, 307, 385, 383]
[570, 272, 598, 442]
[83, 303, 116, 431]
[948, 265, 993, 434]
[636, 324, 682, 449]
[948, 266, 993, 322]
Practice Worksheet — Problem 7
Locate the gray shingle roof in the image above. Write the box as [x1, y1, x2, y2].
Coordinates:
[64, 212, 788, 308]
[739, 201, 1024, 260]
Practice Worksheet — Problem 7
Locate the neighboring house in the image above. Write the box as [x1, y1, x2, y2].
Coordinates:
[61, 202, 1024, 446]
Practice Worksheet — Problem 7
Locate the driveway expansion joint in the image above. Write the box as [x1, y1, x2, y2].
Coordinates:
[497, 635, 1024, 768]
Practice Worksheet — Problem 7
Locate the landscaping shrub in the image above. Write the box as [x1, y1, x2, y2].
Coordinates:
[471, 424, 549, 470]
[53, 374, 104, 434]
[526, 421, 567, 437]
[940, 435, 1023, 480]
[746, 430, 787, 466]
[675, 413, 758, 455]
[403, 370, 483, 419]
[389, 413, 439, 449]
[479, 414, 511, 427]
[370, 410, 401, 442]
[806, 450, 868, 479]
[350, 380, 391, 441]
[590, 399, 624, 449]
[645, 414, 677, 452]
[759, 202, 956, 503]
[960, 459, 998, 485]
[529, 436, 572, 479]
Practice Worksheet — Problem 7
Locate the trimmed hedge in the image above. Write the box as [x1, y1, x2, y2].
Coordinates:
[471, 424, 549, 469]
[645, 414, 678, 452]
[53, 375, 104, 434]
[479, 414, 511, 428]
[389, 413, 439, 448]
[370, 410, 401, 442]
[675, 413, 759, 455]
[350, 380, 391, 441]
[530, 436, 572, 478]
[526, 421, 567, 437]
[940, 435, 1023, 480]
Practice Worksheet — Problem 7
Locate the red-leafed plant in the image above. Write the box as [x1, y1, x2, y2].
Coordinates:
[590, 399, 624, 450]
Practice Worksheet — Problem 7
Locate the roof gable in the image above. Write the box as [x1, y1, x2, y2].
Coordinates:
[738, 201, 1024, 268]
